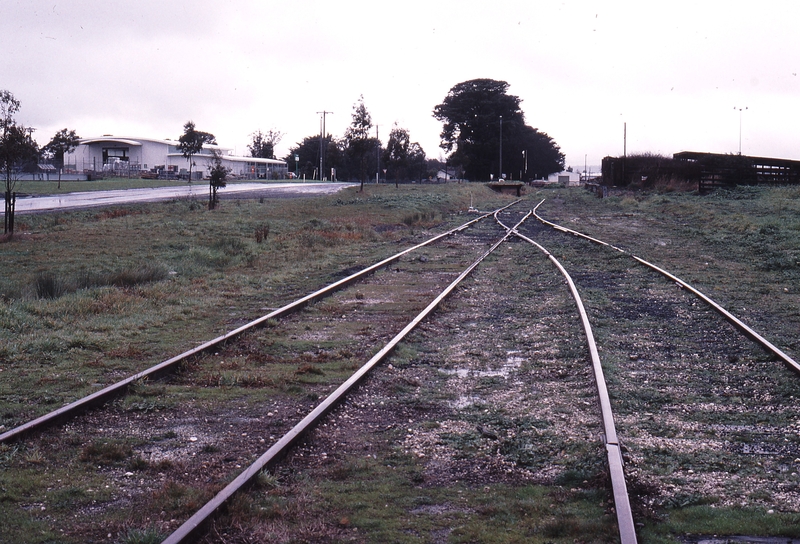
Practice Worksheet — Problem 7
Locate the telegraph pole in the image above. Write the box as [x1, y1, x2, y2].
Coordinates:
[317, 111, 332, 180]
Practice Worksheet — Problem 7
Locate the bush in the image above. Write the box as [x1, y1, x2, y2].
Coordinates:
[34, 273, 67, 299]
[254, 223, 270, 243]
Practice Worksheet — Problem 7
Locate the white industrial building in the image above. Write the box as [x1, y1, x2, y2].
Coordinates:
[546, 170, 582, 186]
[66, 136, 287, 180]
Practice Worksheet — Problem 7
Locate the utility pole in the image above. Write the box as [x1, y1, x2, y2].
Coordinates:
[317, 111, 332, 180]
[622, 122, 627, 185]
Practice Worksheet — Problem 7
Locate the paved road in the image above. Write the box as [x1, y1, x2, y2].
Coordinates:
[3, 182, 357, 214]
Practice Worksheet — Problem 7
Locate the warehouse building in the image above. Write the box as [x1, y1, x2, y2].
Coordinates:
[66, 136, 287, 180]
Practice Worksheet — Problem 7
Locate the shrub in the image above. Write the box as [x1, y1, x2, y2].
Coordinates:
[34, 273, 67, 299]
[254, 223, 270, 243]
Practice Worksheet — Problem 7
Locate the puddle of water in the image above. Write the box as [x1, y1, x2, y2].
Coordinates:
[441, 353, 524, 380]
[451, 396, 483, 409]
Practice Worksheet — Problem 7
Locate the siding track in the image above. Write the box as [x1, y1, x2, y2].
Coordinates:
[531, 200, 800, 374]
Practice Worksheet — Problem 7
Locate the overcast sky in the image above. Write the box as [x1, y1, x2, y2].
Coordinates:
[2, 0, 798, 171]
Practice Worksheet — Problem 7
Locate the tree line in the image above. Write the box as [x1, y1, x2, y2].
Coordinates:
[2, 79, 566, 233]
[284, 96, 429, 189]
[283, 80, 564, 186]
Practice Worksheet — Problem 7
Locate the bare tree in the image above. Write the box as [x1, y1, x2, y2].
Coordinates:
[344, 96, 374, 191]
[1, 90, 39, 235]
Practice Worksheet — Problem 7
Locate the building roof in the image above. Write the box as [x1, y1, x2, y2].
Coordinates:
[165, 152, 285, 165]
[79, 136, 230, 153]
[80, 137, 143, 147]
[77, 136, 287, 166]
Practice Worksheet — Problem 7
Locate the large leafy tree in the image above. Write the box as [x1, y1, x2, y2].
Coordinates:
[507, 124, 565, 181]
[248, 129, 283, 159]
[343, 96, 374, 190]
[433, 78, 563, 180]
[383, 124, 426, 187]
[178, 121, 216, 182]
[43, 128, 80, 188]
[1, 90, 39, 235]
[285, 134, 343, 180]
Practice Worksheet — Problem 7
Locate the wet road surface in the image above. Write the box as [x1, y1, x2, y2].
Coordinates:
[3, 182, 357, 214]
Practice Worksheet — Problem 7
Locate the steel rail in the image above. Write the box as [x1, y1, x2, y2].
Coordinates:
[0, 201, 520, 445]
[494, 209, 638, 544]
[530, 200, 800, 374]
[162, 213, 530, 544]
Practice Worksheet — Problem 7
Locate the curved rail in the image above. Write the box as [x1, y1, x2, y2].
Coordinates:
[162, 213, 531, 544]
[531, 200, 800, 375]
[494, 209, 638, 544]
[0, 201, 519, 445]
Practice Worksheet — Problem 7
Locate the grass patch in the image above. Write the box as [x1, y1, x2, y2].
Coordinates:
[641, 506, 800, 540]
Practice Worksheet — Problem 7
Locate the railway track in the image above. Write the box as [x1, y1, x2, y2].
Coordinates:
[162, 211, 533, 543]
[495, 207, 637, 543]
[5, 202, 557, 541]
[0, 202, 517, 445]
[517, 201, 800, 537]
[530, 200, 800, 374]
[3, 196, 798, 542]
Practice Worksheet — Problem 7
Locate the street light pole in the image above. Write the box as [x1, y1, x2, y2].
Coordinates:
[736, 106, 748, 155]
[498, 115, 503, 180]
[376, 124, 380, 184]
[522, 150, 528, 181]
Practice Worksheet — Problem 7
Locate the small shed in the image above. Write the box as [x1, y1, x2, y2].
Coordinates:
[546, 171, 582, 186]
